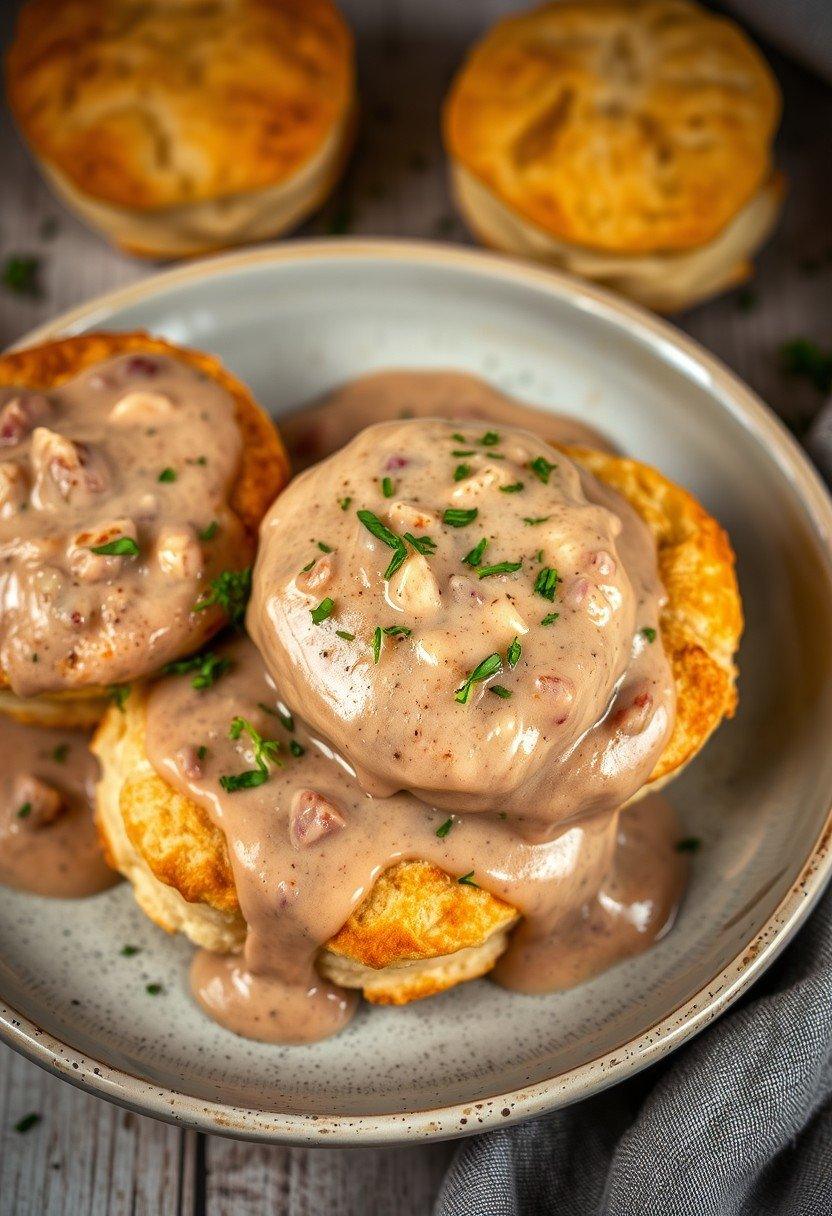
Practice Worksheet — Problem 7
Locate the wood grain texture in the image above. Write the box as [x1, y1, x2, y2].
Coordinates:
[1, 0, 831, 1212]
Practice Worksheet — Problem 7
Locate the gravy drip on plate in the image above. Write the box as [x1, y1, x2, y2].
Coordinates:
[282, 369, 616, 470]
[0, 718, 115, 897]
[0, 353, 247, 696]
[250, 414, 674, 826]
[146, 637, 684, 1044]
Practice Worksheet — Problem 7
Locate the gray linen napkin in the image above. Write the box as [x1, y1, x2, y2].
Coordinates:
[434, 415, 832, 1216]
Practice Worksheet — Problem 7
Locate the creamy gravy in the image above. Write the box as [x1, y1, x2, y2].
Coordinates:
[0, 718, 115, 897]
[0, 353, 249, 696]
[145, 636, 684, 1044]
[282, 369, 616, 471]
[250, 415, 674, 827]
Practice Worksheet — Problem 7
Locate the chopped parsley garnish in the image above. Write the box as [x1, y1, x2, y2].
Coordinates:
[500, 482, 524, 494]
[781, 338, 832, 395]
[336, 629, 355, 641]
[339, 496, 352, 511]
[369, 623, 414, 664]
[157, 467, 177, 483]
[381, 476, 395, 498]
[14, 1113, 41, 1134]
[289, 740, 305, 758]
[3, 255, 41, 297]
[163, 650, 230, 690]
[404, 532, 437, 556]
[357, 509, 408, 578]
[311, 597, 335, 625]
[451, 449, 475, 457]
[300, 558, 316, 573]
[454, 652, 502, 704]
[458, 871, 478, 886]
[541, 612, 560, 626]
[528, 456, 557, 484]
[641, 626, 657, 643]
[17, 802, 31, 820]
[523, 516, 551, 526]
[443, 507, 478, 528]
[317, 541, 333, 553]
[120, 945, 140, 957]
[219, 716, 282, 791]
[490, 685, 512, 699]
[507, 638, 521, 669]
[454, 463, 471, 481]
[676, 836, 702, 853]
[372, 626, 383, 663]
[198, 520, 219, 542]
[194, 567, 251, 626]
[108, 684, 131, 712]
[478, 431, 500, 446]
[383, 625, 412, 637]
[196, 745, 208, 761]
[145, 983, 164, 996]
[276, 708, 294, 732]
[51, 743, 69, 763]
[534, 567, 559, 601]
[478, 560, 522, 579]
[463, 537, 488, 568]
[90, 536, 139, 557]
[436, 818, 454, 838]
[452, 432, 467, 443]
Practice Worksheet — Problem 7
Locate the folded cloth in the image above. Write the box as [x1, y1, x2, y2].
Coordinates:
[435, 413, 832, 1216]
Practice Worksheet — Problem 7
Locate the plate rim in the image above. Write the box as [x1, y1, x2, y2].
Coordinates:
[3, 236, 832, 1145]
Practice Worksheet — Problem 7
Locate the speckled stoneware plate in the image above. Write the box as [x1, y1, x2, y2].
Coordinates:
[3, 240, 832, 1145]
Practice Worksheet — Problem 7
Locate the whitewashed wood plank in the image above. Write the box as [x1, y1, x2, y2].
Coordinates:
[203, 1138, 455, 1216]
[0, 1047, 195, 1216]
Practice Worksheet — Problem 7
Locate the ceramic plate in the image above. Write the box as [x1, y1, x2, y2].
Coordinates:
[3, 241, 832, 1145]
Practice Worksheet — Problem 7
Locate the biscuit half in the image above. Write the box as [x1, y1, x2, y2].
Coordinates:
[0, 331, 290, 725]
[6, 0, 356, 257]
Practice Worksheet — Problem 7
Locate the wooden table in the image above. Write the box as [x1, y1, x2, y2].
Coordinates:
[1, 2, 830, 1212]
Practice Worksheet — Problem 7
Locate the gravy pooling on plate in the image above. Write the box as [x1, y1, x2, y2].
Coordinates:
[0, 352, 248, 696]
[0, 717, 115, 897]
[145, 635, 684, 1044]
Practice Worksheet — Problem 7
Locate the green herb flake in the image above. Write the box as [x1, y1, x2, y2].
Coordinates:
[198, 521, 219, 542]
[500, 481, 524, 493]
[641, 626, 657, 643]
[458, 871, 478, 886]
[453, 463, 471, 482]
[371, 626, 383, 663]
[3, 255, 41, 298]
[490, 685, 512, 699]
[462, 537, 488, 568]
[404, 532, 437, 556]
[339, 496, 352, 511]
[336, 629, 355, 641]
[443, 507, 478, 528]
[157, 467, 177, 483]
[528, 456, 558, 484]
[194, 567, 252, 626]
[381, 476, 395, 498]
[317, 541, 333, 553]
[145, 983, 164, 996]
[781, 339, 832, 395]
[276, 708, 294, 732]
[356, 509, 408, 578]
[220, 716, 283, 791]
[108, 684, 131, 712]
[507, 638, 521, 669]
[452, 432, 467, 443]
[16, 802, 31, 820]
[451, 449, 476, 457]
[455, 652, 502, 704]
[51, 743, 69, 763]
[523, 516, 551, 526]
[382, 625, 412, 637]
[14, 1113, 41, 1134]
[534, 567, 559, 601]
[120, 945, 140, 957]
[676, 836, 702, 853]
[435, 818, 454, 838]
[300, 558, 316, 573]
[289, 740, 305, 758]
[311, 597, 335, 625]
[541, 612, 560, 626]
[478, 431, 500, 447]
[196, 746, 208, 761]
[90, 536, 140, 557]
[163, 650, 230, 691]
[478, 560, 522, 579]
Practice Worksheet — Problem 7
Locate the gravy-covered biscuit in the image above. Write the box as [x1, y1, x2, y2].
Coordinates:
[6, 0, 356, 258]
[0, 332, 289, 725]
[443, 0, 782, 309]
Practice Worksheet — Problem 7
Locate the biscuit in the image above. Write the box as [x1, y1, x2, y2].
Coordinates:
[6, 0, 356, 257]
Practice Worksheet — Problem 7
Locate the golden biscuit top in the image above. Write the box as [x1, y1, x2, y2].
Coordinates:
[6, 0, 355, 210]
[444, 0, 781, 253]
